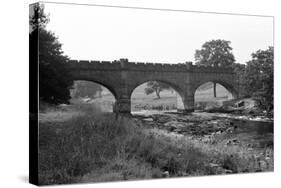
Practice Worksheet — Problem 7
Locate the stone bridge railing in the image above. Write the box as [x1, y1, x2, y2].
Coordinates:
[67, 59, 234, 73]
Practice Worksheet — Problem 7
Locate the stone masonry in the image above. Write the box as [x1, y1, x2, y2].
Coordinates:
[67, 59, 239, 114]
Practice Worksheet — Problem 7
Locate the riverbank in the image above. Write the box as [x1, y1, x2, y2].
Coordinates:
[38, 104, 273, 185]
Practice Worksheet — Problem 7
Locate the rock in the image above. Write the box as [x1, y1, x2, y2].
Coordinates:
[58, 104, 68, 107]
[143, 118, 153, 122]
[164, 121, 186, 129]
[162, 171, 169, 177]
[224, 169, 233, 174]
[236, 101, 245, 107]
[225, 139, 239, 146]
[226, 127, 234, 133]
[216, 130, 222, 135]
[265, 157, 271, 161]
[202, 136, 211, 143]
[175, 129, 186, 134]
[259, 160, 267, 169]
[180, 172, 188, 176]
[209, 163, 220, 167]
[168, 126, 176, 132]
[55, 128, 62, 134]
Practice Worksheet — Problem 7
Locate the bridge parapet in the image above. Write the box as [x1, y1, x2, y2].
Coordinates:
[67, 59, 233, 73]
[67, 59, 192, 72]
[192, 65, 234, 73]
[125, 61, 190, 71]
[68, 60, 121, 70]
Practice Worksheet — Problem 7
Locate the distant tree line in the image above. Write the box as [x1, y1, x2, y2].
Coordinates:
[71, 81, 102, 99]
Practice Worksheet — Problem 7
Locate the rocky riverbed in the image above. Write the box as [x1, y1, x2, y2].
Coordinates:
[132, 111, 273, 173]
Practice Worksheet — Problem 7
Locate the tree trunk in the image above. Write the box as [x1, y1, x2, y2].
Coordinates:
[97, 90, 101, 98]
[213, 82, 217, 98]
[156, 88, 161, 99]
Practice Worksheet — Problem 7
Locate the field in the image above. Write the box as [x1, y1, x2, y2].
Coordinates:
[80, 82, 233, 112]
[38, 82, 273, 185]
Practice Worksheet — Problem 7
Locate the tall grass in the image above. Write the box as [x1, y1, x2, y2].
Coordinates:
[38, 104, 210, 185]
[39, 105, 135, 184]
[38, 103, 273, 185]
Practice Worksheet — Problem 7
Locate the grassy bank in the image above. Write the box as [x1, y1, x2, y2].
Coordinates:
[38, 104, 273, 185]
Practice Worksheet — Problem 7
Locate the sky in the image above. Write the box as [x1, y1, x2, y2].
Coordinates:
[42, 2, 273, 64]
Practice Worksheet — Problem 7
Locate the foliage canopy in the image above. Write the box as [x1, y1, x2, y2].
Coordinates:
[195, 39, 235, 67]
[195, 39, 236, 97]
[144, 81, 171, 99]
[71, 81, 102, 99]
[245, 47, 273, 111]
[30, 3, 73, 104]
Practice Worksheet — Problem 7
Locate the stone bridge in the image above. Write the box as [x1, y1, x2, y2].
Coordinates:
[67, 58, 239, 114]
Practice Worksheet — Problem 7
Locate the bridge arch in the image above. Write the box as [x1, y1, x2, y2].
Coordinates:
[129, 80, 185, 112]
[71, 79, 118, 100]
[70, 80, 118, 112]
[129, 79, 185, 100]
[193, 80, 238, 99]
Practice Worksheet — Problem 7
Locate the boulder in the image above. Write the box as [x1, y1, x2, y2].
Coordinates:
[236, 101, 245, 107]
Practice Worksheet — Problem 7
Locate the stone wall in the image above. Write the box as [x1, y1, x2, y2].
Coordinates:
[68, 59, 233, 73]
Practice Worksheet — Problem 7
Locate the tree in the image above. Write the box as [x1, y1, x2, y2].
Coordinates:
[144, 81, 171, 99]
[232, 63, 247, 97]
[195, 39, 235, 97]
[244, 47, 273, 111]
[29, 3, 49, 31]
[71, 81, 102, 99]
[30, 3, 73, 104]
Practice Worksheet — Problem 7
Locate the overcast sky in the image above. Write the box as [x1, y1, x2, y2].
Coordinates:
[43, 2, 273, 64]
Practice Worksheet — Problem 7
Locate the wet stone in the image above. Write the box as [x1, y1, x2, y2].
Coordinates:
[143, 118, 153, 122]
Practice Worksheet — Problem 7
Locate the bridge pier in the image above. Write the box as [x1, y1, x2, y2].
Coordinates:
[113, 98, 131, 114]
[182, 94, 195, 113]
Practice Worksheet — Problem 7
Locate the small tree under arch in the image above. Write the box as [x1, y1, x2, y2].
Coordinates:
[144, 81, 171, 99]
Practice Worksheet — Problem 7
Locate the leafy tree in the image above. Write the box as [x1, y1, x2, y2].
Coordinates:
[71, 81, 102, 99]
[195, 39, 235, 97]
[29, 3, 49, 31]
[232, 63, 247, 97]
[30, 3, 73, 104]
[245, 47, 273, 111]
[144, 81, 171, 99]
